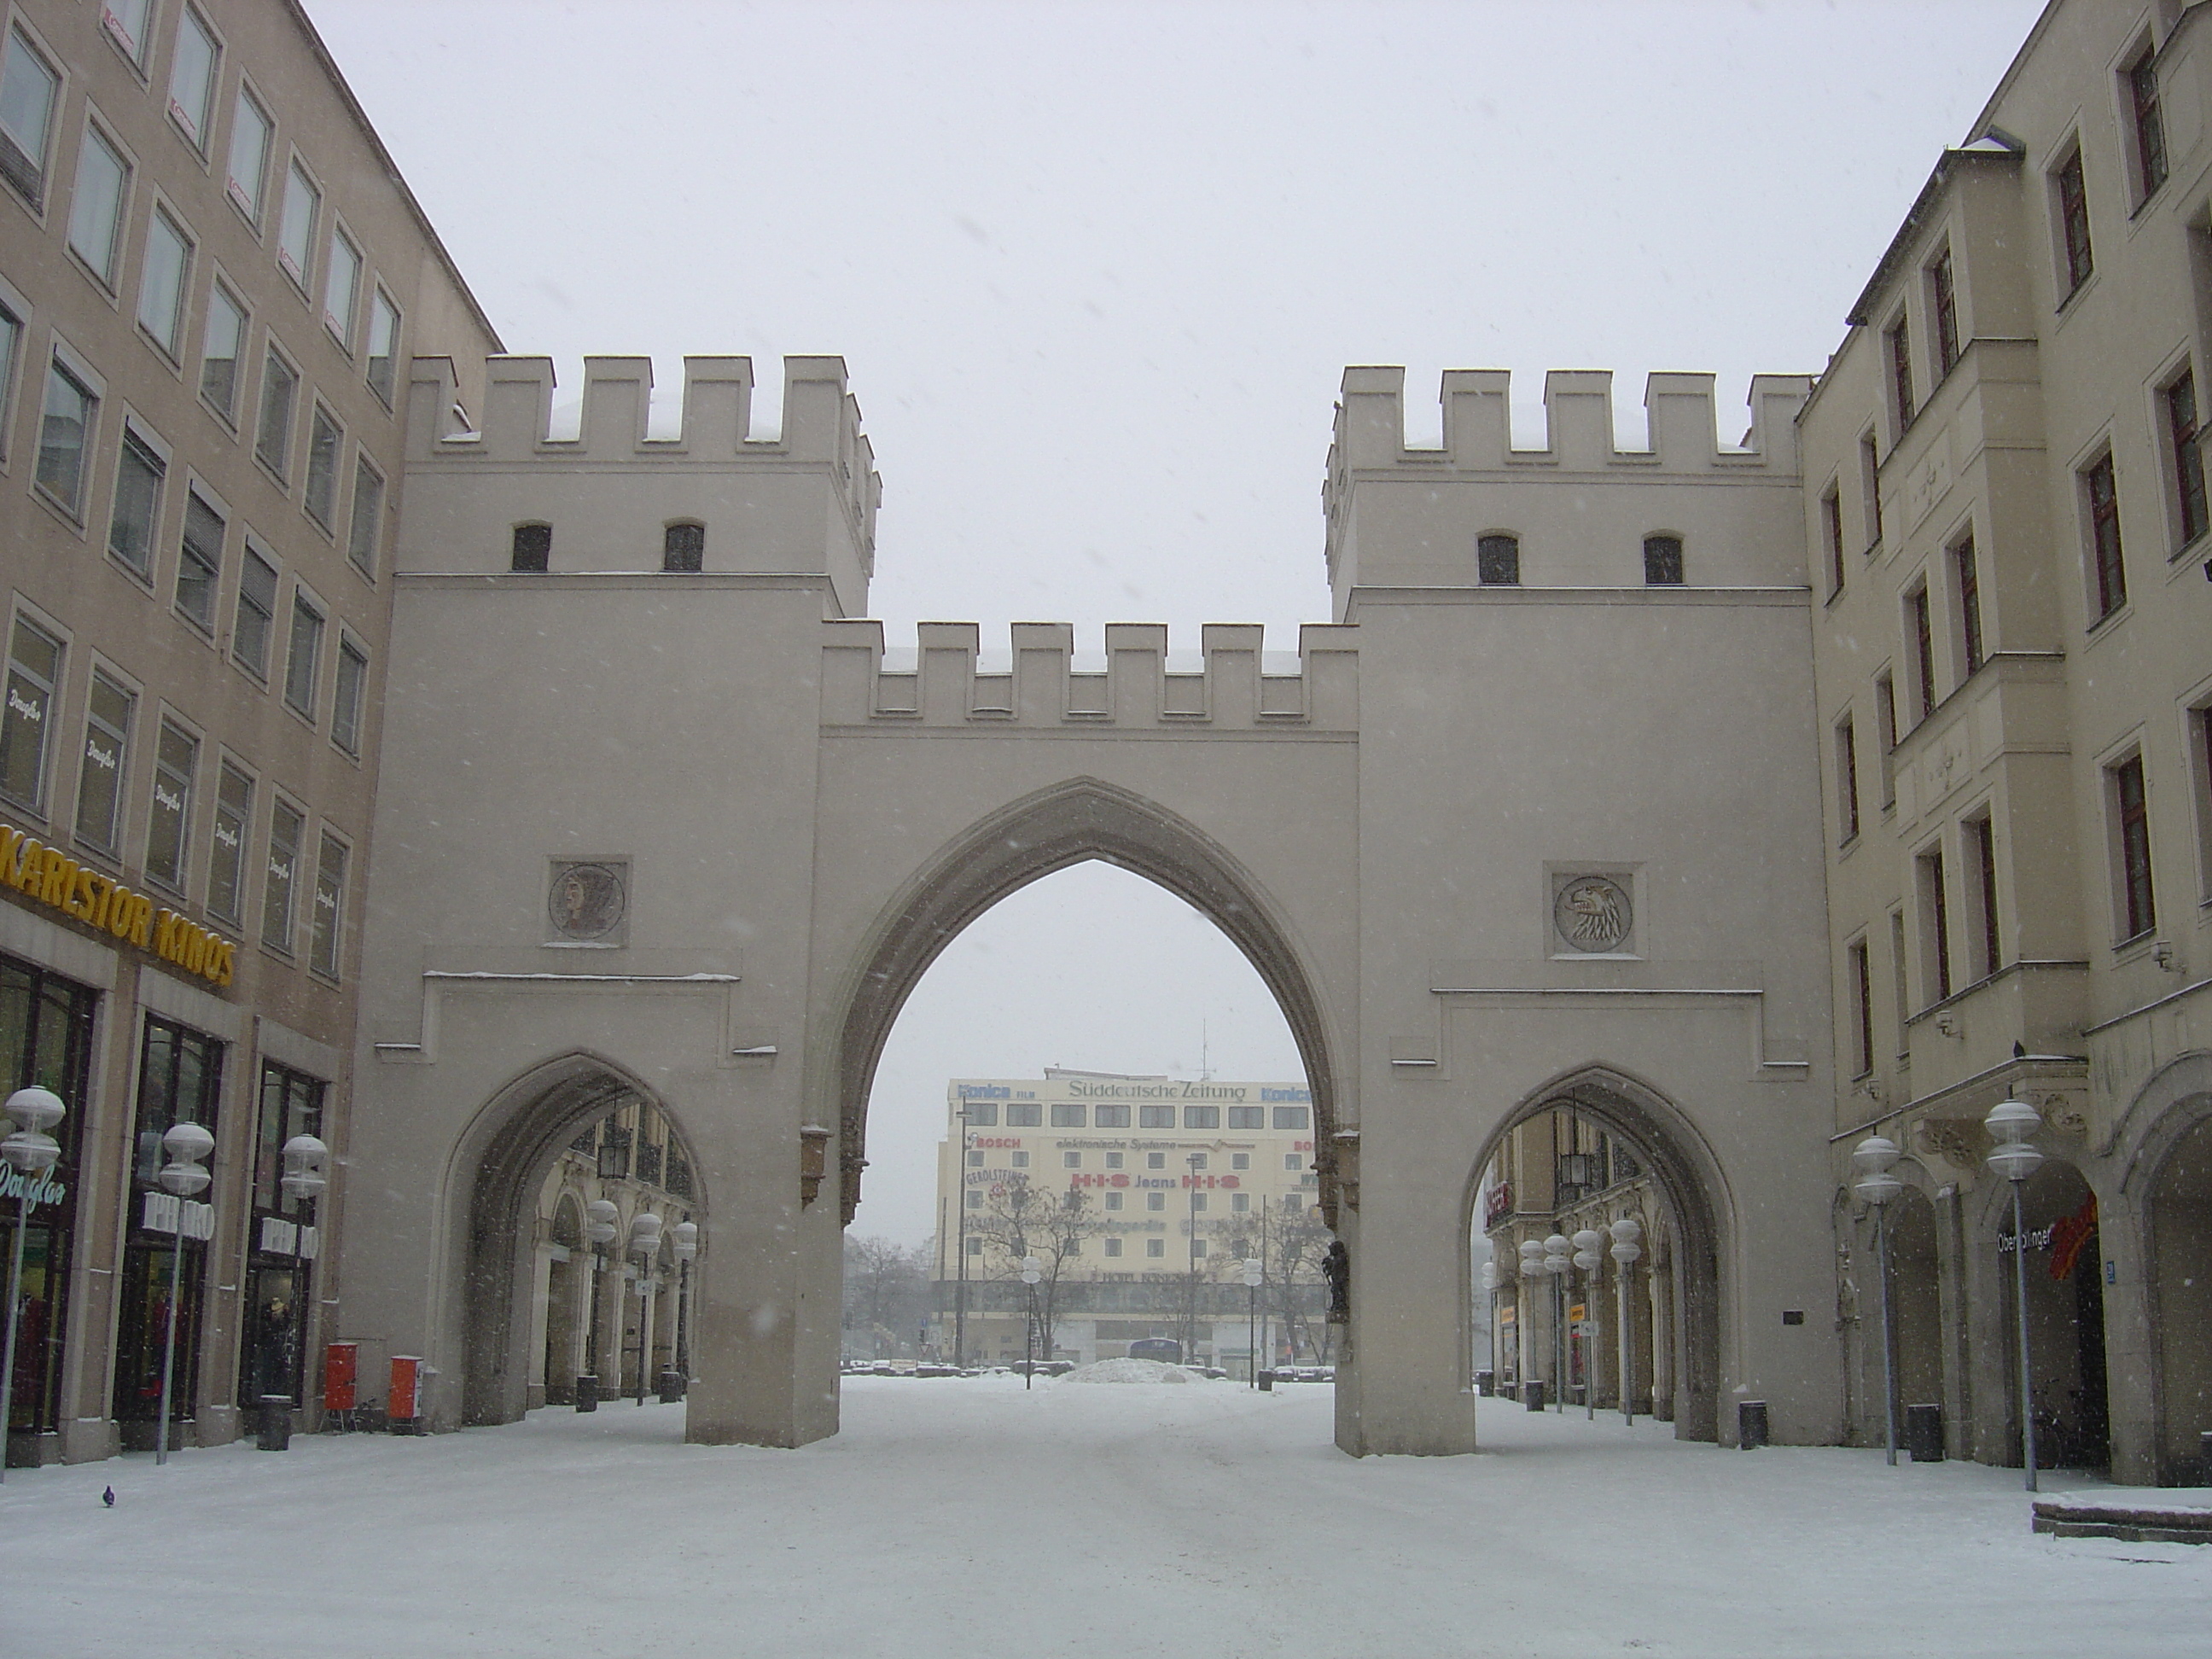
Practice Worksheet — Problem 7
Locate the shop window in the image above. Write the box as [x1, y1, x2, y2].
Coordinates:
[0, 955, 97, 1435]
[249, 1061, 323, 1221]
[67, 124, 129, 287]
[207, 762, 252, 923]
[176, 491, 226, 632]
[0, 26, 60, 208]
[114, 1016, 224, 1426]
[72, 670, 134, 853]
[144, 720, 197, 892]
[1643, 533, 1684, 585]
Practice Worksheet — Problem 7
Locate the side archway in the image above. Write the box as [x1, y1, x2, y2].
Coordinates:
[451, 1052, 709, 1426]
[823, 777, 1347, 1225]
[1468, 1065, 1731, 1440]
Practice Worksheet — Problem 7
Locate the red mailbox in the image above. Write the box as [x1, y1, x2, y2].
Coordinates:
[389, 1355, 422, 1431]
[323, 1342, 358, 1412]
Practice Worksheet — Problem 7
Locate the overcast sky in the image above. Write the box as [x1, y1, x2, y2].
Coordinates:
[307, 0, 2046, 1245]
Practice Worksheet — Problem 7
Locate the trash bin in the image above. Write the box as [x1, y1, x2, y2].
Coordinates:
[1523, 1379, 1546, 1412]
[1257, 1370, 1274, 1391]
[574, 1372, 599, 1413]
[1738, 1400, 1769, 1449]
[658, 1369, 685, 1404]
[1475, 1369, 1494, 1397]
[256, 1395, 294, 1452]
[1905, 1402, 1945, 1462]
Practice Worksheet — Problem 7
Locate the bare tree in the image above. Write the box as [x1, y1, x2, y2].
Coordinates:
[1229, 1202, 1334, 1365]
[972, 1175, 1103, 1359]
[841, 1233, 930, 1358]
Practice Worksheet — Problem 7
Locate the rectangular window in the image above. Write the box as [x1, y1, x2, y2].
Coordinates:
[2112, 754, 2155, 940]
[1146, 1238, 1164, 1258]
[663, 521, 704, 573]
[1476, 533, 1519, 585]
[1191, 1192, 1208, 1213]
[255, 351, 297, 479]
[2129, 54, 2168, 201]
[1105, 1151, 1123, 1168]
[1103, 1237, 1122, 1258]
[1917, 845, 1951, 1004]
[166, 8, 218, 148]
[1050, 1103, 1084, 1127]
[960, 1102, 996, 1127]
[1231, 1191, 1249, 1213]
[283, 591, 323, 719]
[331, 637, 367, 755]
[1191, 1237, 1208, 1258]
[102, 0, 153, 63]
[2168, 370, 2207, 547]
[68, 125, 129, 285]
[0, 304, 19, 458]
[1146, 1191, 1165, 1211]
[144, 720, 197, 891]
[1821, 486, 1844, 597]
[36, 358, 97, 512]
[1063, 1150, 1081, 1168]
[1093, 1103, 1129, 1128]
[107, 428, 166, 576]
[2197, 707, 2212, 902]
[0, 26, 59, 207]
[1272, 1106, 1307, 1129]
[2, 617, 62, 811]
[365, 290, 400, 405]
[2083, 452, 2126, 619]
[262, 798, 301, 952]
[1847, 937, 1873, 1078]
[1889, 911, 1910, 1046]
[1185, 1104, 1220, 1129]
[303, 407, 341, 528]
[277, 160, 317, 287]
[1138, 1104, 1173, 1128]
[1886, 318, 1913, 430]
[1004, 1103, 1040, 1127]
[1642, 534, 1683, 585]
[1148, 1152, 1166, 1168]
[1968, 813, 2000, 981]
[225, 87, 271, 221]
[323, 230, 360, 346]
[346, 457, 385, 577]
[73, 670, 133, 853]
[310, 832, 346, 979]
[2055, 147, 2093, 295]
[232, 546, 276, 678]
[1104, 1191, 1122, 1211]
[207, 762, 251, 923]
[1874, 670, 1898, 808]
[175, 491, 224, 631]
[1231, 1152, 1248, 1169]
[199, 283, 245, 418]
[1010, 1149, 1029, 1167]
[1906, 585, 1935, 723]
[1860, 433, 1883, 548]
[136, 207, 191, 357]
[1226, 1106, 1263, 1129]
[1953, 535, 1982, 677]
[1929, 249, 1959, 376]
[1835, 715, 1859, 845]
[252, 1062, 323, 1216]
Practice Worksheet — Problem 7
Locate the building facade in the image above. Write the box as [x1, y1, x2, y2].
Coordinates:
[1802, 0, 2212, 1484]
[930, 1070, 1331, 1373]
[0, 0, 493, 1465]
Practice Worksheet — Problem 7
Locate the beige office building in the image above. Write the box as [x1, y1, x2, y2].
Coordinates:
[0, 0, 493, 1464]
[932, 1070, 1330, 1371]
[1802, 0, 2212, 1483]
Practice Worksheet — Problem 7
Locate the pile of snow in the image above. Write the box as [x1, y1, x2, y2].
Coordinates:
[1060, 1357, 1199, 1385]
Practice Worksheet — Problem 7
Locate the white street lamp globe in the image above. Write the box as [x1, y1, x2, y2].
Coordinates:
[0, 1126, 59, 1175]
[671, 1220, 699, 1260]
[1988, 1139, 2045, 1184]
[631, 1211, 664, 1254]
[585, 1198, 620, 1245]
[1852, 1136, 1905, 1205]
[1984, 1098, 2045, 1185]
[1608, 1216, 1643, 1248]
[1479, 1261, 1497, 1291]
[1544, 1233, 1570, 1258]
[3, 1086, 65, 1134]
[157, 1121, 214, 1196]
[1243, 1257, 1263, 1289]
[1020, 1255, 1042, 1286]
[1517, 1237, 1545, 1265]
[280, 1133, 329, 1201]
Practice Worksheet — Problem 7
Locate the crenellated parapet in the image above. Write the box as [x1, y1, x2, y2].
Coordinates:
[819, 621, 1358, 731]
[398, 354, 881, 617]
[1322, 367, 1814, 610]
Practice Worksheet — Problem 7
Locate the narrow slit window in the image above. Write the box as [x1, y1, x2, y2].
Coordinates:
[1918, 844, 1952, 1003]
[1907, 585, 1935, 722]
[510, 523, 550, 573]
[1886, 318, 1914, 429]
[2112, 755, 2155, 940]
[1953, 535, 1982, 677]
[1821, 487, 1844, 597]
[1929, 249, 1959, 376]
[1970, 814, 2000, 980]
[2083, 452, 2125, 619]
[663, 521, 704, 573]
[1848, 938, 1873, 1079]
[1836, 715, 1859, 845]
[1642, 534, 1683, 585]
[2055, 147, 2093, 295]
[2129, 54, 2167, 201]
[2168, 370, 2207, 547]
[1476, 533, 1520, 585]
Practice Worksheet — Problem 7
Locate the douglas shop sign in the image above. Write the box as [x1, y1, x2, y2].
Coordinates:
[0, 1165, 67, 1213]
[1, 819, 233, 987]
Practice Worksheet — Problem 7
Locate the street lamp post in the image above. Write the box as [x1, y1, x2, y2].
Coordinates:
[1020, 1255, 1042, 1389]
[1543, 1233, 1570, 1412]
[1609, 1217, 1643, 1426]
[671, 1220, 698, 1385]
[1852, 1136, 1906, 1465]
[1243, 1256, 1263, 1387]
[154, 1120, 215, 1467]
[1185, 1153, 1203, 1367]
[630, 1210, 663, 1406]
[1985, 1097, 2046, 1493]
[1572, 1230, 1604, 1421]
[955, 1105, 976, 1368]
[580, 1198, 618, 1409]
[0, 1087, 65, 1484]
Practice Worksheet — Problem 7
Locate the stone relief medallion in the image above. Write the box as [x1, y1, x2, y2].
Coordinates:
[1553, 874, 1633, 954]
[549, 862, 626, 940]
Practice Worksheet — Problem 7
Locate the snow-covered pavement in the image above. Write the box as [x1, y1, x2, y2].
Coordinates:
[3, 1375, 2203, 1657]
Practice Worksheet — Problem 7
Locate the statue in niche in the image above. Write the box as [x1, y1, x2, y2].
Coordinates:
[1323, 1238, 1350, 1324]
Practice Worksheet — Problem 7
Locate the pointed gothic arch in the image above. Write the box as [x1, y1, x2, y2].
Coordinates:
[824, 776, 1346, 1225]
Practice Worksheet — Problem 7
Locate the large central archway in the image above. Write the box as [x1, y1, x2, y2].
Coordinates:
[824, 777, 1348, 1230]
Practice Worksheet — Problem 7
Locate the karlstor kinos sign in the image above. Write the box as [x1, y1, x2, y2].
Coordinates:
[1, 819, 236, 987]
